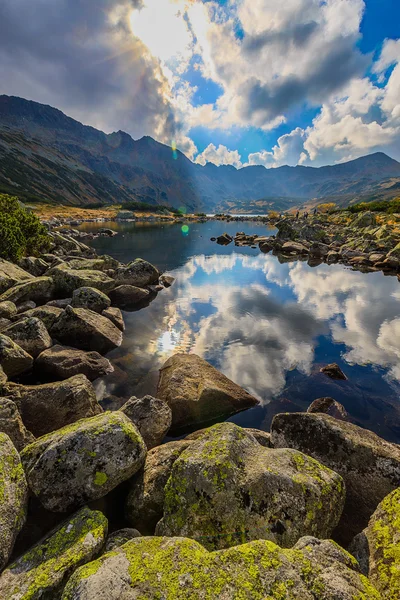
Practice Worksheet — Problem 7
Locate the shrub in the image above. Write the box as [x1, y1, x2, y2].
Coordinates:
[0, 194, 50, 262]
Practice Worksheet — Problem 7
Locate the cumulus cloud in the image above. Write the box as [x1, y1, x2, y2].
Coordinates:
[195, 143, 243, 168]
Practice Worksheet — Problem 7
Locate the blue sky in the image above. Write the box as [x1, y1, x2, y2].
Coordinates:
[0, 0, 399, 168]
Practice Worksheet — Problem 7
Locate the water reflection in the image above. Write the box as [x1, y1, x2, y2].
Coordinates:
[86, 222, 400, 442]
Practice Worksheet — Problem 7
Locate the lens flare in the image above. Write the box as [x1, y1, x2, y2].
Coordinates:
[171, 139, 178, 160]
[181, 224, 189, 235]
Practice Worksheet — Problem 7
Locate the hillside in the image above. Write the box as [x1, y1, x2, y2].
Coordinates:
[1, 95, 400, 211]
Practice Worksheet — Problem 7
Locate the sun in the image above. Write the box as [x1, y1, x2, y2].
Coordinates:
[129, 0, 192, 63]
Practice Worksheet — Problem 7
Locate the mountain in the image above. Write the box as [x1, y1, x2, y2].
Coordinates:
[1, 95, 400, 211]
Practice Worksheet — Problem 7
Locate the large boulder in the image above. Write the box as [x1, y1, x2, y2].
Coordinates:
[271, 412, 400, 544]
[0, 276, 55, 304]
[51, 306, 123, 354]
[352, 212, 376, 228]
[0, 259, 33, 295]
[71, 287, 111, 313]
[125, 440, 192, 534]
[0, 507, 107, 599]
[18, 256, 49, 276]
[0, 433, 29, 570]
[49, 264, 115, 295]
[0, 334, 33, 378]
[114, 258, 160, 288]
[5, 374, 101, 437]
[3, 317, 53, 358]
[62, 535, 379, 600]
[21, 412, 147, 512]
[35, 345, 114, 382]
[157, 354, 259, 433]
[121, 395, 172, 449]
[11, 305, 63, 329]
[102, 306, 125, 331]
[0, 397, 34, 451]
[108, 284, 150, 308]
[307, 396, 348, 420]
[0, 301, 17, 319]
[275, 219, 298, 240]
[156, 423, 345, 550]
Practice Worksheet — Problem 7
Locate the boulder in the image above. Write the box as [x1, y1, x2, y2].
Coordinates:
[0, 433, 29, 570]
[125, 440, 192, 534]
[114, 259, 160, 287]
[0, 317, 11, 332]
[21, 412, 147, 512]
[0, 301, 17, 319]
[307, 397, 348, 420]
[11, 305, 63, 329]
[51, 306, 123, 354]
[0, 365, 6, 389]
[121, 395, 172, 449]
[71, 287, 111, 313]
[320, 362, 347, 380]
[3, 317, 53, 358]
[276, 219, 298, 240]
[66, 258, 110, 271]
[105, 528, 141, 552]
[185, 426, 272, 447]
[157, 354, 259, 433]
[156, 423, 345, 550]
[159, 274, 175, 288]
[388, 242, 400, 259]
[18, 256, 49, 277]
[0, 507, 107, 599]
[0, 334, 33, 377]
[0, 276, 55, 304]
[259, 239, 275, 253]
[47, 298, 72, 309]
[102, 306, 125, 331]
[271, 412, 400, 544]
[108, 284, 150, 308]
[16, 300, 36, 313]
[352, 212, 376, 228]
[62, 535, 378, 600]
[0, 398, 34, 451]
[281, 241, 309, 254]
[5, 374, 101, 437]
[0, 259, 33, 295]
[35, 345, 114, 382]
[49, 264, 115, 295]
[216, 233, 233, 245]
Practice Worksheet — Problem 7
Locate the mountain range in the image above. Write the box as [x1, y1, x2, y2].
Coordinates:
[1, 95, 400, 212]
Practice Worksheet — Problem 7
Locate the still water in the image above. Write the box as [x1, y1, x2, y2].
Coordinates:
[82, 220, 400, 443]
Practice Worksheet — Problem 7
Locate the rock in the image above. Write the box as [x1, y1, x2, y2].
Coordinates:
[0, 318, 11, 332]
[51, 306, 123, 354]
[157, 353, 259, 433]
[156, 422, 345, 550]
[299, 224, 326, 242]
[11, 305, 63, 329]
[114, 259, 160, 288]
[0, 334, 33, 377]
[6, 374, 101, 437]
[0, 365, 6, 389]
[309, 242, 330, 258]
[259, 239, 275, 253]
[0, 433, 28, 570]
[71, 287, 111, 313]
[349, 531, 371, 576]
[16, 300, 37, 313]
[0, 398, 34, 451]
[216, 233, 233, 245]
[62, 534, 378, 600]
[66, 258, 111, 271]
[276, 219, 298, 240]
[0, 301, 17, 319]
[0, 507, 107, 599]
[105, 528, 141, 552]
[18, 256, 49, 277]
[47, 298, 72, 309]
[125, 440, 192, 534]
[35, 345, 114, 382]
[3, 317, 53, 358]
[307, 397, 348, 420]
[49, 264, 115, 295]
[108, 284, 150, 308]
[0, 259, 33, 295]
[281, 241, 309, 254]
[0, 276, 55, 304]
[271, 412, 400, 544]
[102, 307, 125, 332]
[320, 362, 347, 380]
[21, 412, 147, 512]
[159, 274, 175, 288]
[369, 253, 386, 264]
[352, 212, 376, 228]
[121, 395, 172, 449]
[388, 242, 400, 259]
[244, 427, 272, 447]
[327, 250, 340, 263]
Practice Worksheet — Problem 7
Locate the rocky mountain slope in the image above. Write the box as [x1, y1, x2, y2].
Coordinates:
[1, 95, 400, 211]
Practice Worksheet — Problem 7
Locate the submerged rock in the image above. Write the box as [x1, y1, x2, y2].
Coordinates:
[0, 507, 107, 599]
[71, 287, 111, 313]
[121, 395, 172, 449]
[3, 317, 52, 358]
[157, 353, 259, 433]
[156, 422, 345, 550]
[35, 345, 114, 382]
[108, 284, 150, 308]
[0, 334, 33, 378]
[0, 397, 34, 451]
[0, 433, 29, 570]
[21, 412, 147, 512]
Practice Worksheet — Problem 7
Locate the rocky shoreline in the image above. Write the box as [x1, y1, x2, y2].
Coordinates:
[0, 223, 399, 598]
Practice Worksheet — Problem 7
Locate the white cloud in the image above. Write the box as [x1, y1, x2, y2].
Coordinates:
[195, 143, 243, 168]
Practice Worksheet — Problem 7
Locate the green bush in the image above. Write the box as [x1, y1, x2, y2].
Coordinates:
[0, 194, 50, 262]
[347, 198, 400, 214]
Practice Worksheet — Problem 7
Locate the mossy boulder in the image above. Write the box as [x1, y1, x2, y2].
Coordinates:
[0, 333, 33, 378]
[114, 258, 160, 288]
[271, 412, 400, 545]
[35, 345, 114, 382]
[0, 301, 17, 319]
[0, 397, 34, 451]
[156, 423, 345, 550]
[0, 276, 55, 304]
[5, 374, 101, 437]
[71, 287, 111, 314]
[61, 535, 380, 599]
[121, 395, 172, 449]
[50, 306, 123, 355]
[3, 317, 53, 359]
[388, 242, 400, 259]
[157, 354, 259, 434]
[11, 305, 63, 329]
[0, 259, 33, 295]
[0, 432, 29, 570]
[21, 412, 147, 512]
[0, 506, 107, 599]
[49, 264, 115, 295]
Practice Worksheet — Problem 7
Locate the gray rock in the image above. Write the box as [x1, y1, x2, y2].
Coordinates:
[0, 334, 33, 378]
[121, 395, 172, 449]
[47, 298, 72, 309]
[49, 264, 115, 295]
[0, 507, 107, 599]
[0, 259, 33, 295]
[281, 241, 309, 254]
[114, 258, 160, 288]
[18, 256, 49, 277]
[16, 300, 37, 313]
[71, 287, 111, 313]
[0, 318, 11, 332]
[108, 285, 150, 308]
[51, 306, 123, 354]
[0, 397, 34, 451]
[21, 412, 147, 512]
[3, 317, 53, 358]
[102, 307, 125, 332]
[0, 433, 28, 570]
[271, 412, 400, 544]
[307, 397, 348, 420]
[244, 428, 272, 447]
[105, 528, 141, 552]
[157, 353, 259, 433]
[11, 304, 63, 329]
[0, 301, 17, 319]
[36, 345, 114, 381]
[0, 276, 55, 304]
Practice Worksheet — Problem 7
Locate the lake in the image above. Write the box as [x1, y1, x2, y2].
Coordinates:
[81, 219, 400, 444]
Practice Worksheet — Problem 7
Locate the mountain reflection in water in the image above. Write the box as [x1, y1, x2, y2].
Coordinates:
[83, 220, 400, 443]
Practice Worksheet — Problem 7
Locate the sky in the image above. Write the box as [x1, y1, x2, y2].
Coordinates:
[0, 0, 399, 169]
